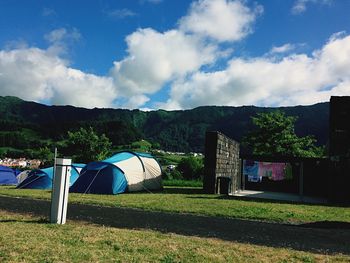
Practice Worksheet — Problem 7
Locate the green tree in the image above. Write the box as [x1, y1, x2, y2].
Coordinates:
[65, 127, 112, 163]
[151, 141, 161, 150]
[0, 148, 7, 159]
[242, 111, 324, 157]
[176, 156, 204, 180]
[36, 146, 55, 166]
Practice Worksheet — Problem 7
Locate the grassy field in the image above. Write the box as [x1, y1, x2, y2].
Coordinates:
[0, 210, 349, 263]
[163, 179, 203, 187]
[155, 152, 196, 165]
[0, 186, 349, 224]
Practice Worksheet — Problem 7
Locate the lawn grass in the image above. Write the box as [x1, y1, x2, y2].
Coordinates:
[155, 153, 188, 165]
[0, 186, 349, 224]
[0, 210, 348, 263]
[163, 179, 203, 187]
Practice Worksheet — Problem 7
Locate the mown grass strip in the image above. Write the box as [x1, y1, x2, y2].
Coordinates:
[0, 186, 349, 224]
[0, 210, 349, 263]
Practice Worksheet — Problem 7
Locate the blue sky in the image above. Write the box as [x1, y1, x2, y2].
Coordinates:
[0, 0, 350, 110]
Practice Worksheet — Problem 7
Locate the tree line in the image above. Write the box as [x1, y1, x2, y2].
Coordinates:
[1, 110, 325, 178]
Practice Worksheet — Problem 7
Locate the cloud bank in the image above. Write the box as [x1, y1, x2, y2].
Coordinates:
[0, 47, 116, 108]
[0, 0, 349, 110]
[110, 0, 263, 108]
[179, 0, 263, 42]
[160, 32, 350, 109]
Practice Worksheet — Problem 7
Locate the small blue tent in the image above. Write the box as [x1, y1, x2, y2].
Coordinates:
[70, 162, 127, 194]
[0, 165, 19, 185]
[70, 151, 162, 195]
[16, 163, 85, 189]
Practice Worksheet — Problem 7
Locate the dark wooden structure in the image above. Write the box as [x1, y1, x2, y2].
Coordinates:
[329, 96, 350, 203]
[330, 96, 350, 157]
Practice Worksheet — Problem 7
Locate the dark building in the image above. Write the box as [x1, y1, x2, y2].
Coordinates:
[329, 96, 350, 203]
[203, 131, 240, 194]
[329, 96, 350, 157]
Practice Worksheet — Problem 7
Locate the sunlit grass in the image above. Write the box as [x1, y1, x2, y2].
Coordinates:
[0, 210, 348, 263]
[0, 186, 349, 224]
[163, 179, 203, 187]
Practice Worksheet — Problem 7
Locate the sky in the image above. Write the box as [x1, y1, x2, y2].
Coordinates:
[0, 0, 350, 110]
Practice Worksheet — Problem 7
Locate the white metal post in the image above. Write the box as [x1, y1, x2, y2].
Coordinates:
[50, 158, 71, 224]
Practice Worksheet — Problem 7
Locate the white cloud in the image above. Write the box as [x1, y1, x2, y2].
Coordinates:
[105, 8, 137, 19]
[159, 33, 350, 109]
[42, 8, 56, 17]
[291, 0, 331, 15]
[1, 0, 263, 109]
[122, 94, 150, 109]
[44, 28, 81, 56]
[44, 28, 81, 44]
[4, 39, 28, 50]
[110, 28, 217, 107]
[109, 0, 261, 108]
[179, 0, 263, 42]
[270, 43, 296, 54]
[48, 68, 117, 108]
[140, 0, 163, 4]
[4, 1, 347, 111]
[0, 46, 117, 108]
[291, 0, 308, 14]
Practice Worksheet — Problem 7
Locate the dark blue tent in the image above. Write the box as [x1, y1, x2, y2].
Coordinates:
[16, 164, 85, 190]
[70, 162, 127, 194]
[0, 165, 19, 185]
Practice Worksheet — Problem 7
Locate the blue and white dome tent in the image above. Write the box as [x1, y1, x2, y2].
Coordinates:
[69, 162, 128, 194]
[70, 151, 163, 194]
[0, 165, 20, 185]
[16, 170, 31, 185]
[16, 163, 85, 189]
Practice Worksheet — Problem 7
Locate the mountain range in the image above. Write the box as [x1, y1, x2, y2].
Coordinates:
[0, 96, 329, 153]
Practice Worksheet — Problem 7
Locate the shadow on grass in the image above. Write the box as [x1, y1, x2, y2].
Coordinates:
[299, 221, 350, 229]
[0, 195, 349, 255]
[0, 218, 49, 224]
[189, 193, 350, 208]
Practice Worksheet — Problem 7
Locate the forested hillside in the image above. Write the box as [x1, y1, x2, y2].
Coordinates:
[0, 96, 329, 155]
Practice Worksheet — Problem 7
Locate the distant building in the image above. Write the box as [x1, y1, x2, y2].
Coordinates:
[0, 158, 41, 168]
[166, 165, 176, 171]
[27, 159, 41, 169]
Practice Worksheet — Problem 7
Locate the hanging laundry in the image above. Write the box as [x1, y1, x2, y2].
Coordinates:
[243, 160, 261, 182]
[271, 163, 286, 181]
[245, 161, 293, 182]
[258, 162, 273, 179]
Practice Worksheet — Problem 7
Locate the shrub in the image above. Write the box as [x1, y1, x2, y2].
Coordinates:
[176, 156, 203, 180]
